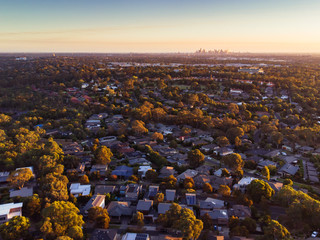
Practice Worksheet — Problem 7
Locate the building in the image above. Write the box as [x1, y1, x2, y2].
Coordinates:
[107, 201, 133, 219]
[122, 233, 150, 240]
[95, 185, 116, 195]
[83, 195, 106, 213]
[233, 177, 257, 192]
[112, 166, 133, 179]
[177, 169, 198, 182]
[238, 67, 264, 74]
[138, 166, 152, 178]
[90, 165, 108, 176]
[0, 202, 23, 224]
[9, 187, 33, 198]
[165, 189, 176, 201]
[185, 193, 196, 205]
[70, 183, 91, 197]
[278, 164, 299, 177]
[136, 199, 153, 214]
[0, 171, 10, 183]
[90, 229, 117, 240]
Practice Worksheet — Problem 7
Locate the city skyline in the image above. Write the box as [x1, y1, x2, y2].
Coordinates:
[1, 0, 320, 53]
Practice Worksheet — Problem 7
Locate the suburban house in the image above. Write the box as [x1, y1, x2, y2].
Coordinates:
[177, 169, 198, 182]
[0, 171, 9, 183]
[136, 199, 153, 214]
[83, 194, 106, 213]
[278, 164, 299, 177]
[90, 229, 118, 240]
[121, 184, 142, 201]
[94, 185, 116, 195]
[70, 183, 91, 197]
[0, 202, 23, 224]
[233, 177, 257, 192]
[165, 189, 176, 201]
[200, 198, 225, 210]
[147, 185, 159, 199]
[107, 201, 133, 219]
[90, 164, 108, 176]
[112, 166, 133, 179]
[9, 187, 33, 198]
[122, 233, 150, 240]
[185, 193, 197, 205]
[158, 166, 177, 179]
[230, 205, 251, 219]
[200, 209, 229, 225]
[138, 166, 152, 178]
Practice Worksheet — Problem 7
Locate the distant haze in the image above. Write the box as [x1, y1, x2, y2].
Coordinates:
[1, 0, 320, 53]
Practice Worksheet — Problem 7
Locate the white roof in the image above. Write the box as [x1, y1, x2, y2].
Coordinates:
[70, 183, 91, 196]
[138, 166, 152, 171]
[238, 177, 257, 186]
[0, 202, 23, 215]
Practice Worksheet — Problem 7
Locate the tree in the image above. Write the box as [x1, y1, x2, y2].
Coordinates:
[79, 174, 90, 184]
[247, 179, 275, 203]
[152, 132, 164, 141]
[41, 201, 84, 239]
[132, 120, 148, 135]
[94, 146, 113, 165]
[42, 167, 69, 201]
[154, 192, 164, 205]
[218, 185, 231, 197]
[283, 178, 293, 186]
[221, 153, 244, 171]
[145, 169, 158, 181]
[187, 149, 205, 168]
[261, 166, 270, 181]
[8, 168, 33, 189]
[183, 177, 195, 189]
[56, 236, 73, 240]
[242, 217, 257, 233]
[263, 220, 291, 240]
[271, 131, 283, 148]
[88, 207, 110, 229]
[23, 194, 41, 219]
[217, 136, 230, 147]
[67, 226, 83, 240]
[226, 127, 244, 143]
[203, 182, 213, 193]
[133, 211, 144, 226]
[0, 216, 30, 240]
[201, 213, 213, 230]
[175, 208, 203, 240]
[161, 175, 177, 189]
[221, 168, 231, 177]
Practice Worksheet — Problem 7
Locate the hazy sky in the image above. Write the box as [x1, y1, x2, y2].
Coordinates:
[1, 0, 320, 53]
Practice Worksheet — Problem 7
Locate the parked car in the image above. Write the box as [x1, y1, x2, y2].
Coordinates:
[311, 231, 318, 238]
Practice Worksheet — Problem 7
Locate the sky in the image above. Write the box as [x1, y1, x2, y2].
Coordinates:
[1, 0, 320, 53]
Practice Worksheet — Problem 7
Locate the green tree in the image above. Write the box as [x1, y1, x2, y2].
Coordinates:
[242, 217, 257, 233]
[88, 206, 110, 229]
[42, 167, 69, 201]
[94, 146, 113, 165]
[41, 201, 84, 239]
[79, 174, 90, 184]
[247, 179, 275, 203]
[221, 153, 244, 171]
[187, 149, 205, 168]
[67, 226, 83, 240]
[261, 166, 270, 181]
[23, 194, 41, 219]
[154, 192, 164, 205]
[133, 211, 144, 227]
[218, 185, 231, 197]
[175, 208, 203, 240]
[0, 216, 30, 240]
[263, 220, 291, 240]
[183, 177, 195, 189]
[217, 136, 230, 147]
[145, 169, 158, 181]
[283, 178, 293, 186]
[203, 182, 213, 193]
[7, 168, 33, 189]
